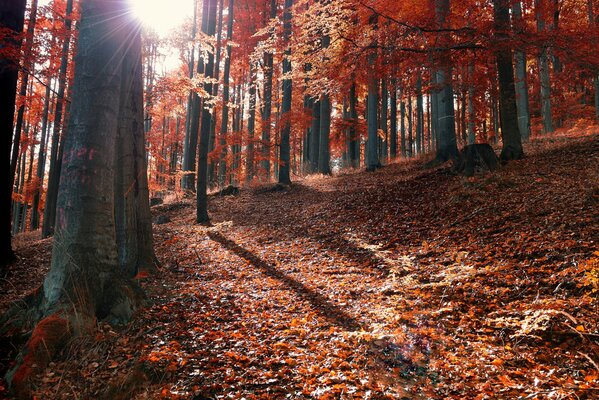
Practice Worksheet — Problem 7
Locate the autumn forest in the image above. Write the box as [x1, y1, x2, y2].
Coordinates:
[0, 0, 598, 398]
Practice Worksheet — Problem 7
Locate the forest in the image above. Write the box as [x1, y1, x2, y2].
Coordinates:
[0, 0, 598, 398]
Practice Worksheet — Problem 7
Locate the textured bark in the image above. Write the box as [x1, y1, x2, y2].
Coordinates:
[42, 0, 74, 238]
[278, 0, 293, 185]
[400, 95, 406, 158]
[467, 64, 476, 145]
[0, 0, 26, 266]
[416, 71, 424, 155]
[260, 0, 276, 181]
[494, 0, 524, 160]
[246, 67, 256, 183]
[589, 0, 599, 122]
[380, 78, 388, 160]
[309, 100, 320, 172]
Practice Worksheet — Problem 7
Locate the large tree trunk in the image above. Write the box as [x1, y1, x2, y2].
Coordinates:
[246, 66, 256, 183]
[197, 0, 218, 223]
[589, 0, 599, 122]
[366, 20, 381, 171]
[0, 0, 26, 266]
[260, 0, 276, 181]
[278, 0, 293, 185]
[42, 0, 74, 238]
[6, 1, 149, 395]
[348, 83, 359, 167]
[309, 99, 320, 172]
[494, 0, 524, 160]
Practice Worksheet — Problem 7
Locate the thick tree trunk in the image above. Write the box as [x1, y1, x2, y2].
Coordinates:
[260, 0, 276, 181]
[208, 0, 225, 186]
[6, 1, 148, 395]
[278, 0, 293, 185]
[42, 0, 74, 238]
[589, 0, 599, 122]
[197, 0, 218, 223]
[380, 78, 388, 160]
[366, 32, 381, 171]
[467, 64, 476, 145]
[494, 0, 524, 160]
[0, 0, 26, 266]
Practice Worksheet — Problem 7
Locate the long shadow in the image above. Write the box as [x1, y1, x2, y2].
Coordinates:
[207, 231, 365, 332]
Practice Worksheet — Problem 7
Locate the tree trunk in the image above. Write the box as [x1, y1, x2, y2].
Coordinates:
[42, 0, 74, 238]
[7, 2, 149, 395]
[366, 23, 381, 171]
[278, 0, 293, 185]
[246, 66, 256, 183]
[318, 94, 331, 174]
[10, 0, 38, 195]
[0, 0, 26, 265]
[467, 64, 476, 145]
[390, 81, 398, 159]
[381, 78, 388, 160]
[416, 71, 424, 155]
[197, 0, 218, 223]
[589, 0, 599, 122]
[348, 83, 359, 167]
[536, 0, 554, 134]
[434, 0, 458, 162]
[494, 0, 524, 160]
[218, 0, 235, 187]
[512, 1, 531, 142]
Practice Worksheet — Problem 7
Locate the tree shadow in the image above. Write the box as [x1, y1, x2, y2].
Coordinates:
[207, 231, 364, 332]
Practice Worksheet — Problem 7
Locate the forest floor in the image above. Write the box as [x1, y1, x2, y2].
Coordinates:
[1, 130, 598, 399]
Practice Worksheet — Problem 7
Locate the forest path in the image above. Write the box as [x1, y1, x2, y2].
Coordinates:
[2, 131, 598, 399]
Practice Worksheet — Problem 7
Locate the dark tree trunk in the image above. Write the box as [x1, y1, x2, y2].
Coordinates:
[278, 0, 293, 185]
[348, 83, 359, 167]
[309, 99, 320, 172]
[10, 0, 38, 194]
[380, 78, 388, 160]
[6, 1, 150, 395]
[197, 0, 218, 223]
[390, 81, 398, 159]
[260, 0, 277, 181]
[0, 0, 26, 266]
[494, 0, 524, 160]
[42, 0, 74, 238]
[535, 0, 554, 134]
[318, 94, 331, 174]
[366, 23, 381, 171]
[246, 66, 256, 183]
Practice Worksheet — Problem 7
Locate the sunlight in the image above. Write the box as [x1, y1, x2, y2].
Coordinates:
[128, 0, 192, 36]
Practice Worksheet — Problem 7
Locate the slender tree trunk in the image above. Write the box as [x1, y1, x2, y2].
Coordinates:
[182, 0, 202, 190]
[589, 0, 599, 122]
[390, 81, 398, 159]
[218, 0, 235, 187]
[416, 71, 424, 155]
[536, 0, 554, 134]
[408, 93, 413, 157]
[246, 66, 256, 183]
[318, 94, 331, 174]
[400, 95, 406, 158]
[366, 19, 381, 171]
[309, 100, 320, 172]
[0, 0, 26, 265]
[197, 0, 218, 223]
[467, 64, 476, 145]
[348, 83, 359, 167]
[10, 0, 38, 194]
[512, 1, 531, 142]
[260, 0, 276, 181]
[381, 78, 389, 160]
[494, 0, 524, 160]
[278, 0, 293, 185]
[42, 0, 74, 238]
[434, 0, 458, 162]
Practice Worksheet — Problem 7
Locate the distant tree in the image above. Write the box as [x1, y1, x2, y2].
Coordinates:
[0, 0, 26, 266]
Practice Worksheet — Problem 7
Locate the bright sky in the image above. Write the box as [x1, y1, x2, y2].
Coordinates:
[128, 0, 193, 37]
[39, 0, 193, 38]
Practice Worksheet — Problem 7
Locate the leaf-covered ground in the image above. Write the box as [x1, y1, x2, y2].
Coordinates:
[1, 132, 598, 399]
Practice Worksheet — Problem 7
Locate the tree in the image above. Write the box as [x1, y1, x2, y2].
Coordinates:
[278, 0, 293, 185]
[0, 0, 26, 266]
[6, 0, 153, 394]
[493, 0, 523, 160]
